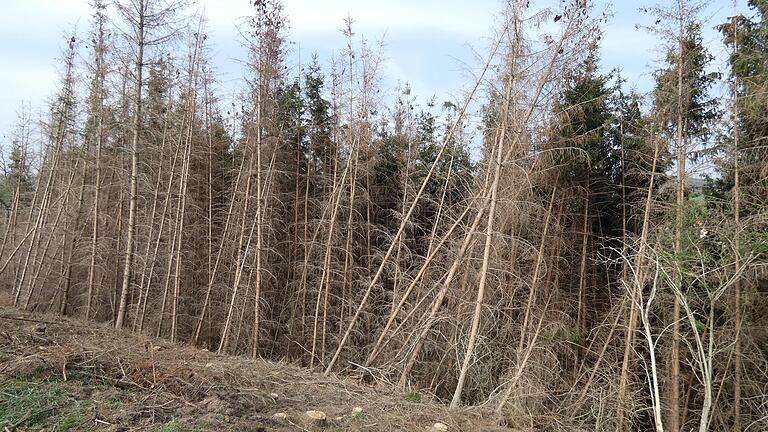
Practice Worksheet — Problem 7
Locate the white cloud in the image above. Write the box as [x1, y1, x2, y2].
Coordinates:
[202, 0, 496, 37]
[0, 0, 751, 135]
[0, 0, 90, 34]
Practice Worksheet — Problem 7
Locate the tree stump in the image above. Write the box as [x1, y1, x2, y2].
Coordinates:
[305, 410, 327, 427]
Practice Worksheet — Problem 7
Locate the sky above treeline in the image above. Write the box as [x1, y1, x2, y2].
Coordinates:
[0, 0, 749, 142]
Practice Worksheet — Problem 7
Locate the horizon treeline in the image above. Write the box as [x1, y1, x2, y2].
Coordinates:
[0, 0, 766, 431]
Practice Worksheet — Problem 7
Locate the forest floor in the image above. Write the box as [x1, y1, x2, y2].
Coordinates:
[0, 307, 510, 432]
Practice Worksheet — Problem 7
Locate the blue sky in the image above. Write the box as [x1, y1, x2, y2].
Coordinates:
[0, 0, 749, 142]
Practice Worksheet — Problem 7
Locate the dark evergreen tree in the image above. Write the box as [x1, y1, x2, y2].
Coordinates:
[719, 1, 768, 212]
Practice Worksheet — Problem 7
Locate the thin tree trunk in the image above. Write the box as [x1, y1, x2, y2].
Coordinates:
[86, 84, 105, 320]
[451, 70, 511, 405]
[731, 15, 743, 431]
[616, 127, 662, 430]
[26, 161, 80, 309]
[251, 75, 264, 358]
[669, 3, 687, 426]
[495, 188, 557, 415]
[323, 27, 506, 374]
[61, 160, 88, 315]
[364, 203, 472, 366]
[218, 156, 255, 353]
[643, 262, 665, 432]
[133, 106, 172, 332]
[192, 150, 248, 344]
[116, 1, 146, 329]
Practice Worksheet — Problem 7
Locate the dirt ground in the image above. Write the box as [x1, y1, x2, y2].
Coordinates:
[0, 307, 511, 431]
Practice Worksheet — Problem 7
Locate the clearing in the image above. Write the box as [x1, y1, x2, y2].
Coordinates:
[0, 307, 508, 431]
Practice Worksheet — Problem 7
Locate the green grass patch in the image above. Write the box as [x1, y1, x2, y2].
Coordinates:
[0, 380, 87, 431]
[157, 420, 184, 432]
[155, 419, 210, 432]
[103, 397, 124, 409]
[402, 390, 422, 403]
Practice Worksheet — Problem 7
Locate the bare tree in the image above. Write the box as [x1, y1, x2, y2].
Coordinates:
[114, 0, 185, 329]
